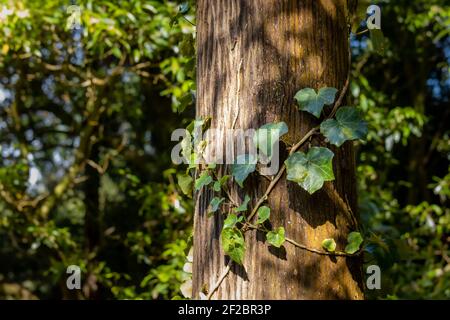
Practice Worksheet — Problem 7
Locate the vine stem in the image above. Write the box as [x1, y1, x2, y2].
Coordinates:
[246, 224, 359, 257]
[206, 261, 232, 300]
[245, 126, 318, 224]
[285, 237, 357, 257]
[212, 170, 239, 207]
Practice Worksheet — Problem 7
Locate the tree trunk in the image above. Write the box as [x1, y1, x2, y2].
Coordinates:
[194, 0, 364, 299]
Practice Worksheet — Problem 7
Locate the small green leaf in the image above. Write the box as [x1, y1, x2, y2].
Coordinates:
[181, 131, 192, 161]
[213, 175, 230, 192]
[219, 175, 230, 185]
[256, 206, 271, 224]
[231, 154, 256, 187]
[254, 122, 288, 158]
[223, 213, 243, 229]
[345, 232, 363, 254]
[177, 174, 193, 196]
[213, 181, 221, 192]
[194, 171, 212, 191]
[234, 195, 251, 213]
[322, 238, 337, 252]
[285, 147, 335, 194]
[208, 197, 225, 215]
[266, 227, 285, 248]
[187, 153, 199, 170]
[221, 228, 245, 265]
[294, 87, 338, 118]
[320, 106, 368, 147]
[207, 163, 217, 169]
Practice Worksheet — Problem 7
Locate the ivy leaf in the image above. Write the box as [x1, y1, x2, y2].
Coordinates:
[231, 154, 257, 187]
[254, 122, 288, 158]
[194, 171, 212, 191]
[345, 232, 363, 254]
[266, 227, 285, 248]
[219, 175, 230, 185]
[320, 106, 368, 147]
[208, 197, 225, 216]
[213, 181, 221, 192]
[180, 131, 192, 161]
[187, 153, 199, 170]
[221, 228, 245, 265]
[322, 238, 337, 252]
[207, 163, 217, 170]
[294, 87, 338, 118]
[213, 175, 230, 192]
[223, 213, 243, 229]
[177, 174, 193, 196]
[187, 118, 209, 145]
[256, 206, 271, 224]
[234, 195, 251, 213]
[285, 147, 335, 194]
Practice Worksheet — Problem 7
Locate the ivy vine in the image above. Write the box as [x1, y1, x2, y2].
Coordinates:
[176, 76, 369, 299]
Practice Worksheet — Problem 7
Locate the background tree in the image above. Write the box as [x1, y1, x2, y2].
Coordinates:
[0, 0, 195, 299]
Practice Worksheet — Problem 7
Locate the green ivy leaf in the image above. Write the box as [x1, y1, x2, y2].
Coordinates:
[194, 171, 212, 191]
[223, 213, 243, 229]
[320, 106, 368, 147]
[208, 197, 225, 215]
[213, 175, 230, 192]
[187, 118, 209, 145]
[234, 195, 251, 213]
[207, 163, 217, 170]
[254, 122, 288, 158]
[345, 232, 363, 254]
[177, 174, 193, 196]
[256, 206, 271, 224]
[181, 131, 192, 161]
[285, 147, 335, 194]
[187, 153, 198, 170]
[231, 154, 256, 187]
[219, 175, 230, 185]
[294, 87, 338, 118]
[322, 238, 337, 252]
[266, 227, 285, 248]
[221, 228, 245, 265]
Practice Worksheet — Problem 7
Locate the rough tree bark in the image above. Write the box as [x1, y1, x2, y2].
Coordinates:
[193, 0, 364, 299]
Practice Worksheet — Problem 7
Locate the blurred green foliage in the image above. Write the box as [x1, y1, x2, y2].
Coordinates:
[0, 0, 195, 299]
[0, 0, 449, 300]
[354, 0, 450, 299]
